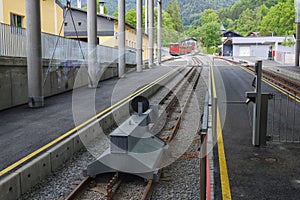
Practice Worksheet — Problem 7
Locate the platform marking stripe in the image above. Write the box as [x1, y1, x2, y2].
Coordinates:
[0, 66, 181, 177]
[240, 66, 300, 103]
[211, 64, 232, 200]
[217, 107, 232, 200]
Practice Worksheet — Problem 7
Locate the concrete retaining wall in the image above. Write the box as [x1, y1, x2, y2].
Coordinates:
[0, 66, 181, 200]
[0, 57, 135, 111]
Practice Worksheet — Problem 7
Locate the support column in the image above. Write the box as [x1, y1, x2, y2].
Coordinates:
[148, 0, 154, 68]
[157, 0, 162, 65]
[26, 0, 44, 107]
[136, 0, 143, 72]
[118, 0, 126, 78]
[87, 0, 98, 88]
[295, 22, 300, 66]
[253, 61, 262, 146]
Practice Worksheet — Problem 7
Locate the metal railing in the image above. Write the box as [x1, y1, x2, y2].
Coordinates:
[0, 22, 136, 64]
[267, 93, 300, 143]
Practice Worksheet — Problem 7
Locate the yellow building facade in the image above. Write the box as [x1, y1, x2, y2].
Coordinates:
[0, 0, 64, 35]
[114, 21, 153, 60]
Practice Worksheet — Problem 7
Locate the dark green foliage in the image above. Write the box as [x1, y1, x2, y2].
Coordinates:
[166, 0, 184, 32]
[104, 0, 237, 28]
[219, 0, 295, 36]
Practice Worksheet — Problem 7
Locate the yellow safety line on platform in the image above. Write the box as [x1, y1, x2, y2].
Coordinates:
[0, 66, 181, 177]
[211, 63, 232, 200]
[240, 67, 300, 103]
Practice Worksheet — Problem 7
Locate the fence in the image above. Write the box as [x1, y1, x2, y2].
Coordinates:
[0, 22, 136, 64]
[267, 93, 300, 143]
[276, 51, 295, 64]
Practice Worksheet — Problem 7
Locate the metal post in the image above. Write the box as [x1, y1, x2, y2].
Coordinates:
[157, 0, 162, 65]
[148, 0, 154, 68]
[87, 0, 98, 88]
[295, 23, 300, 66]
[26, 0, 44, 108]
[118, 0, 126, 78]
[253, 61, 262, 146]
[136, 0, 143, 72]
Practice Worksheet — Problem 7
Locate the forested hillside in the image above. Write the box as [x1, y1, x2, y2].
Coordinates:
[105, 0, 237, 27]
[58, 0, 296, 54]
[59, 0, 237, 28]
[218, 0, 295, 36]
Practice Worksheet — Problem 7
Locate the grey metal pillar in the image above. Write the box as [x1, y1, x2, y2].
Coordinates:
[136, 0, 143, 72]
[253, 61, 262, 146]
[148, 0, 154, 68]
[118, 0, 126, 78]
[157, 0, 162, 65]
[26, 0, 44, 107]
[87, 0, 98, 88]
[295, 23, 300, 66]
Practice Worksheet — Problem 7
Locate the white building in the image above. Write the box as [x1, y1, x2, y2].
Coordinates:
[231, 36, 295, 64]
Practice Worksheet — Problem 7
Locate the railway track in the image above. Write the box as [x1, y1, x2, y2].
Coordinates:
[218, 56, 300, 98]
[215, 57, 300, 98]
[63, 63, 202, 200]
[244, 65, 300, 98]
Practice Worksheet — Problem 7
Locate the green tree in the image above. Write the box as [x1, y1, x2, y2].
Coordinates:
[125, 9, 137, 27]
[201, 9, 219, 25]
[200, 21, 221, 53]
[260, 0, 295, 36]
[199, 9, 221, 53]
[112, 9, 118, 18]
[166, 0, 184, 32]
[232, 8, 256, 35]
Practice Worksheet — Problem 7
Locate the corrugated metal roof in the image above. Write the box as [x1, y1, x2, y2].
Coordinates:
[232, 36, 295, 44]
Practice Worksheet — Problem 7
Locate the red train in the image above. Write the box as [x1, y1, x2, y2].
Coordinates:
[169, 43, 194, 56]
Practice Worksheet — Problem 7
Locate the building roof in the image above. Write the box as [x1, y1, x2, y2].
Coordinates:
[55, 0, 65, 8]
[222, 30, 243, 37]
[69, 6, 117, 20]
[181, 37, 197, 42]
[220, 24, 226, 32]
[247, 32, 259, 37]
[68, 7, 139, 31]
[232, 36, 295, 44]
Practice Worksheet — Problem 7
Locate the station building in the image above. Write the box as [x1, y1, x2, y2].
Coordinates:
[0, 0, 64, 35]
[0, 0, 152, 60]
[222, 30, 295, 64]
[64, 7, 151, 59]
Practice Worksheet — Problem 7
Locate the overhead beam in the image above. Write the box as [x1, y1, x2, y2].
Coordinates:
[26, 0, 44, 107]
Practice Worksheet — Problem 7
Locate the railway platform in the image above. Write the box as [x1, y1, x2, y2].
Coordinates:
[212, 57, 300, 199]
[0, 58, 188, 177]
[223, 56, 300, 82]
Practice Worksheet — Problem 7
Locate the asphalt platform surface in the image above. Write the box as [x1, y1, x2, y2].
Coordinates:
[212, 58, 300, 199]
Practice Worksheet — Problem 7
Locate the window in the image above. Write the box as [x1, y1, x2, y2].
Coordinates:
[10, 13, 23, 28]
